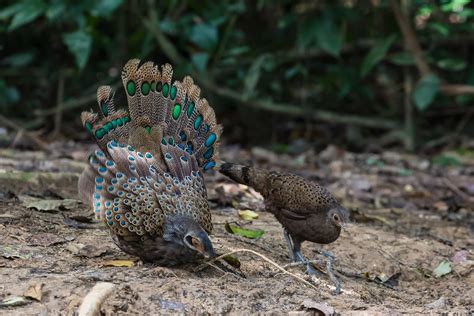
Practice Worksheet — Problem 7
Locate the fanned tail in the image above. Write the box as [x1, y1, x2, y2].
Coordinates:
[81, 58, 222, 174]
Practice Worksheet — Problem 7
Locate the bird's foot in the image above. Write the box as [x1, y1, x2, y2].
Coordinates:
[294, 250, 322, 276]
[318, 249, 341, 295]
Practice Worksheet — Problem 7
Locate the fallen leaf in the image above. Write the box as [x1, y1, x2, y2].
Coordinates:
[102, 260, 135, 267]
[222, 255, 241, 269]
[433, 260, 452, 278]
[23, 283, 44, 302]
[66, 243, 84, 255]
[432, 201, 449, 212]
[159, 299, 186, 311]
[1, 245, 33, 260]
[0, 296, 30, 307]
[20, 195, 80, 212]
[425, 297, 446, 309]
[301, 299, 335, 315]
[77, 244, 107, 258]
[28, 232, 66, 247]
[225, 222, 264, 239]
[238, 210, 259, 221]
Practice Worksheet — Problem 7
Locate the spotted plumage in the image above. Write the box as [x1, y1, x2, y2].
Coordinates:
[78, 59, 221, 265]
[219, 163, 348, 293]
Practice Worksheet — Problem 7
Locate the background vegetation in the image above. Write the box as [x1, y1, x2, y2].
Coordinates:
[1, 0, 473, 152]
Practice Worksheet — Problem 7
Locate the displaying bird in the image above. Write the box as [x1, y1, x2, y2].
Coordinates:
[219, 163, 348, 293]
[78, 59, 222, 265]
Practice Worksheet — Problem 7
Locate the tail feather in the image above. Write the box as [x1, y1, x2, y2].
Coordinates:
[80, 58, 221, 175]
[219, 163, 269, 194]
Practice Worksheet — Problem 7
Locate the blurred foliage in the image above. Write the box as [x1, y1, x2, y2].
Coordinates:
[1, 0, 473, 148]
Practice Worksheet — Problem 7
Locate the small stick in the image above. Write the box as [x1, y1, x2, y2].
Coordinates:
[78, 282, 116, 316]
[195, 248, 319, 292]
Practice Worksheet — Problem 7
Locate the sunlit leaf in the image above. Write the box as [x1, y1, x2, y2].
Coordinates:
[360, 34, 396, 77]
[412, 74, 440, 111]
[238, 209, 259, 220]
[63, 29, 92, 69]
[433, 260, 452, 277]
[225, 222, 264, 239]
[0, 296, 30, 308]
[23, 283, 44, 302]
[102, 260, 135, 267]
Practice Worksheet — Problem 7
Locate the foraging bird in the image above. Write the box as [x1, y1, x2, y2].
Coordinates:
[219, 163, 348, 292]
[78, 59, 221, 265]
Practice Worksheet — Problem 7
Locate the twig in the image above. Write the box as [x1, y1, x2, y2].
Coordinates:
[144, 0, 185, 64]
[282, 260, 323, 269]
[35, 82, 121, 117]
[0, 114, 49, 151]
[78, 282, 116, 316]
[201, 81, 400, 130]
[194, 248, 319, 291]
[440, 84, 474, 96]
[443, 177, 474, 206]
[390, 0, 431, 76]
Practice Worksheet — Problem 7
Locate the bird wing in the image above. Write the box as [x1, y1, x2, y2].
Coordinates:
[266, 173, 337, 217]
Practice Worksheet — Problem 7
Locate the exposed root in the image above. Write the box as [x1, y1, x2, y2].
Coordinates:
[78, 282, 116, 316]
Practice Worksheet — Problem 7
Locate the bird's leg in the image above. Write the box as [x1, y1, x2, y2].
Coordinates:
[283, 232, 319, 276]
[283, 229, 296, 261]
[293, 240, 319, 276]
[318, 248, 341, 295]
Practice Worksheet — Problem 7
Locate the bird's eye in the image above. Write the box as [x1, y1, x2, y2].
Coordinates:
[333, 214, 340, 221]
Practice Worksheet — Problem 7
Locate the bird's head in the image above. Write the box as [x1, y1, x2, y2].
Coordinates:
[328, 206, 349, 230]
[163, 215, 215, 258]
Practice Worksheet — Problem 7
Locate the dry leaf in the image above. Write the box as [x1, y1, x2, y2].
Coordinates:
[301, 299, 335, 315]
[102, 260, 135, 267]
[24, 283, 44, 302]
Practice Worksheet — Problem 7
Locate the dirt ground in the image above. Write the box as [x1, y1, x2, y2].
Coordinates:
[0, 143, 472, 315]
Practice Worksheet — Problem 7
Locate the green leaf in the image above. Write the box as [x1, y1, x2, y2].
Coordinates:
[432, 155, 461, 167]
[388, 52, 415, 66]
[90, 0, 123, 17]
[436, 58, 467, 71]
[189, 23, 218, 51]
[243, 55, 267, 99]
[297, 13, 343, 57]
[191, 53, 209, 72]
[412, 74, 440, 111]
[4, 0, 46, 31]
[225, 222, 264, 239]
[360, 34, 396, 77]
[62, 30, 92, 69]
[2, 52, 35, 67]
[433, 260, 452, 278]
[315, 18, 343, 57]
